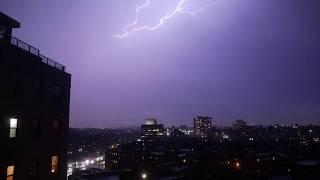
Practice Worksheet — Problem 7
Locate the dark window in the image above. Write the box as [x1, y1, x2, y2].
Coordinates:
[34, 79, 42, 92]
[34, 80, 40, 88]
[29, 161, 38, 179]
[32, 119, 39, 128]
[53, 86, 61, 96]
[34, 80, 44, 98]
[31, 119, 40, 137]
[12, 73, 23, 98]
[53, 121, 59, 129]
[0, 25, 5, 39]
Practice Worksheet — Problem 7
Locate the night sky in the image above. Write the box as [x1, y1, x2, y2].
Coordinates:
[1, 0, 320, 128]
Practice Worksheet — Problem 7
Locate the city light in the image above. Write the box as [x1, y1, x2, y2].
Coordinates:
[222, 134, 229, 139]
[235, 162, 240, 168]
[67, 155, 105, 176]
[141, 172, 148, 179]
[67, 168, 73, 176]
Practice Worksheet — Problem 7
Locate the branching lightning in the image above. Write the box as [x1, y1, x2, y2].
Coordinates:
[114, 0, 217, 39]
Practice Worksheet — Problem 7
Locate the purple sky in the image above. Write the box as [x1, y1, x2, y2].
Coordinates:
[1, 0, 320, 128]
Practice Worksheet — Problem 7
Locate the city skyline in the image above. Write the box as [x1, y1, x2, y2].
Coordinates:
[1, 0, 320, 128]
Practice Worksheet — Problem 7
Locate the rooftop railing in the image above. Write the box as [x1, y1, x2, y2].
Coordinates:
[10, 36, 66, 72]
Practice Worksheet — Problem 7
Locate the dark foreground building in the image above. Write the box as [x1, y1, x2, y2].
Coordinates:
[0, 12, 71, 180]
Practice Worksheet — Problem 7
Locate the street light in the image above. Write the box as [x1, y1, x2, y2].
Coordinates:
[141, 172, 147, 179]
[235, 162, 240, 169]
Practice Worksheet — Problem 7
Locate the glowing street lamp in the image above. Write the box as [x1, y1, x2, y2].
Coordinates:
[235, 162, 240, 169]
[141, 172, 147, 179]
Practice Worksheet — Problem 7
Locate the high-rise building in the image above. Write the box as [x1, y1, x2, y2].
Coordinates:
[141, 118, 164, 137]
[193, 116, 212, 137]
[0, 12, 71, 180]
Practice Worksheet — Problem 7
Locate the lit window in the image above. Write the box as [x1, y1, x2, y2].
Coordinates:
[9, 118, 18, 138]
[51, 156, 58, 173]
[7, 165, 14, 180]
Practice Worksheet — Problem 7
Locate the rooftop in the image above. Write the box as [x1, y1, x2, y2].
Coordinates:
[1, 12, 66, 72]
[0, 12, 20, 28]
[10, 36, 66, 72]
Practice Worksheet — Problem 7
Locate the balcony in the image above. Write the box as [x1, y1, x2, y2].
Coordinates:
[10, 36, 66, 72]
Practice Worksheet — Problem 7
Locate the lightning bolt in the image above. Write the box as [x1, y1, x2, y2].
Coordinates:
[114, 0, 217, 39]
[124, 0, 151, 32]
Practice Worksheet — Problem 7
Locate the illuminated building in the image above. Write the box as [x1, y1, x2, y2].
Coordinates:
[141, 119, 164, 137]
[67, 156, 105, 176]
[144, 118, 157, 125]
[0, 12, 71, 180]
[193, 116, 212, 137]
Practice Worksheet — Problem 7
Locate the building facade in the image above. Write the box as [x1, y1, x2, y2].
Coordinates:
[0, 12, 71, 180]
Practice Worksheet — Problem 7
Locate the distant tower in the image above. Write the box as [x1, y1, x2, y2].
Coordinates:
[144, 118, 157, 125]
[141, 118, 164, 137]
[0, 12, 71, 180]
[193, 116, 212, 137]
